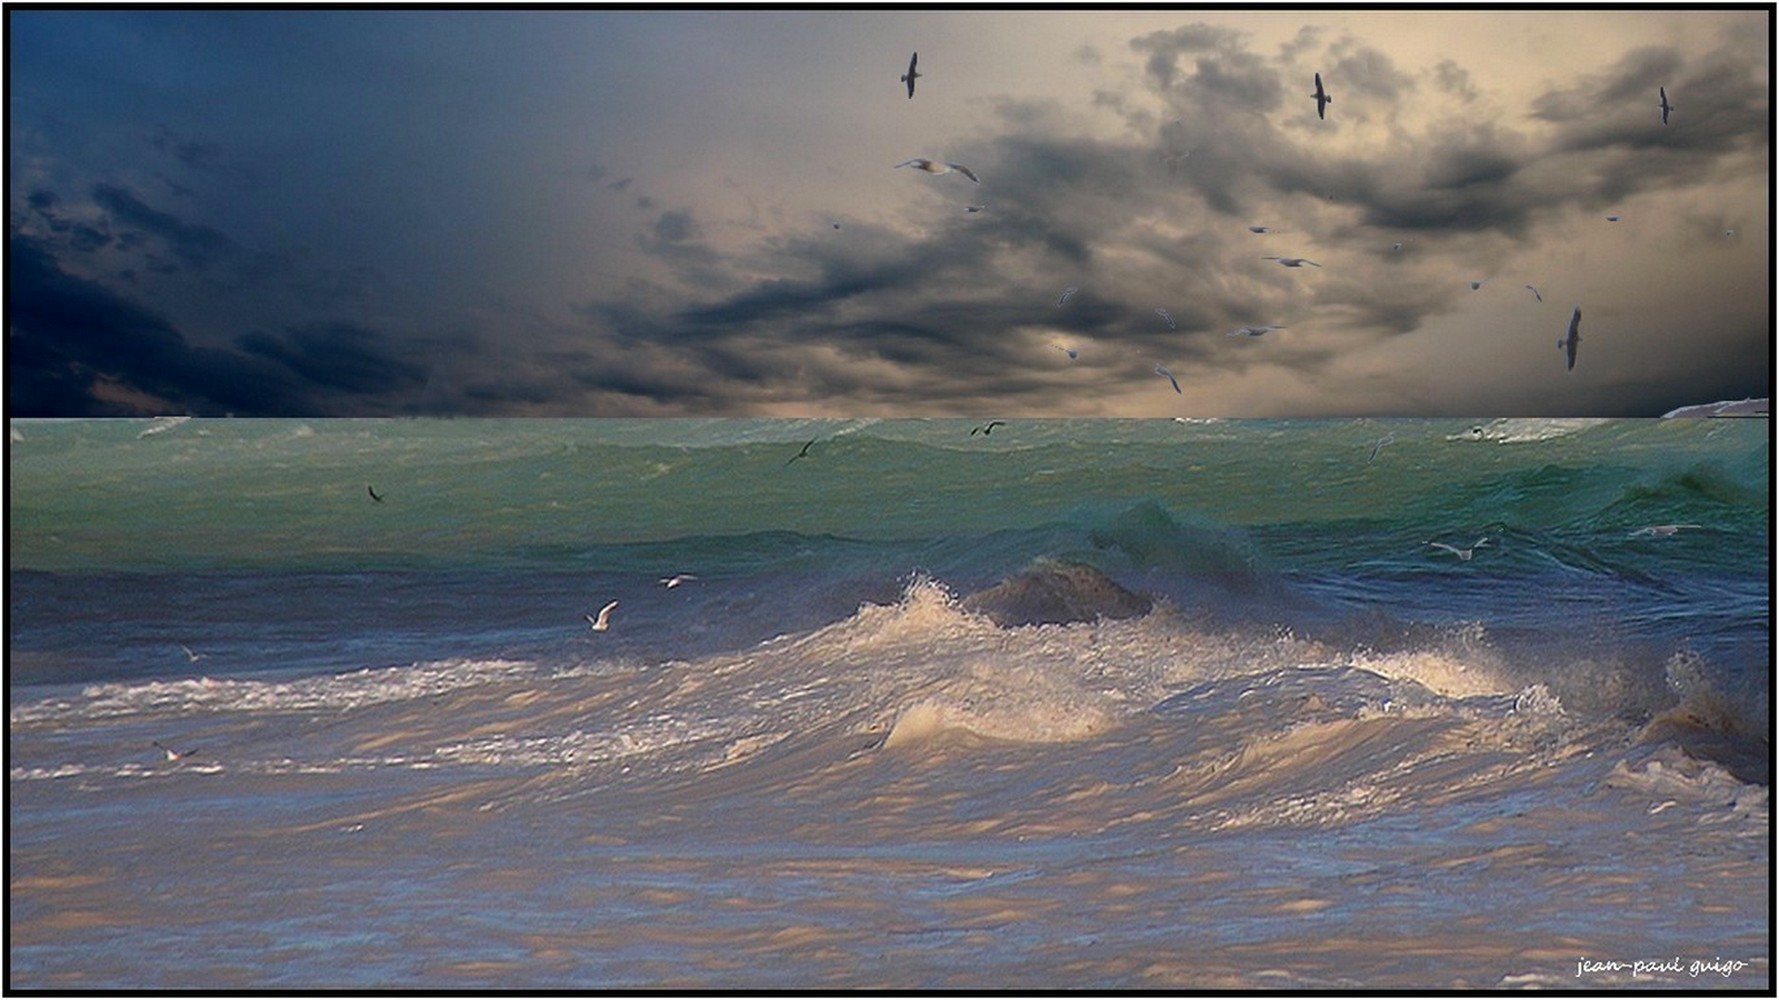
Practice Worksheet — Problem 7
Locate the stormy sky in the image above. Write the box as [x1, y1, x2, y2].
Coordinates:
[7, 9, 1770, 417]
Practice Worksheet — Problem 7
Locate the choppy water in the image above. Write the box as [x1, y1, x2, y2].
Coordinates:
[8, 416, 1770, 989]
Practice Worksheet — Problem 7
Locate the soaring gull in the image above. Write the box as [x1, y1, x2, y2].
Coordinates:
[1228, 325, 1285, 337]
[1155, 307, 1177, 329]
[1658, 86, 1672, 125]
[1559, 307, 1581, 371]
[1525, 284, 1543, 303]
[1427, 538, 1489, 561]
[586, 600, 619, 632]
[971, 421, 1007, 436]
[786, 438, 817, 465]
[1248, 225, 1277, 234]
[1057, 286, 1078, 307]
[901, 52, 920, 98]
[179, 644, 208, 663]
[660, 574, 698, 588]
[367, 485, 385, 503]
[1154, 364, 1182, 394]
[1367, 433, 1396, 464]
[1262, 256, 1320, 268]
[1052, 343, 1080, 360]
[1311, 72, 1332, 120]
[895, 159, 980, 182]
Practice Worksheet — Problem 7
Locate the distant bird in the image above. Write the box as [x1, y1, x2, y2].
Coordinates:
[964, 204, 985, 213]
[901, 52, 921, 98]
[152, 740, 195, 762]
[1248, 225, 1277, 234]
[832, 221, 841, 229]
[1658, 86, 1672, 125]
[1427, 538, 1489, 561]
[179, 644, 208, 664]
[1051, 343, 1080, 360]
[1228, 325, 1285, 337]
[1367, 433, 1396, 464]
[367, 485, 385, 503]
[660, 574, 698, 588]
[1630, 523, 1702, 538]
[1723, 228, 1736, 239]
[1389, 242, 1405, 253]
[786, 438, 817, 465]
[1155, 307, 1176, 329]
[895, 158, 980, 182]
[585, 600, 618, 632]
[1525, 284, 1543, 303]
[971, 421, 1006, 436]
[1057, 286, 1078, 307]
[1263, 256, 1321, 268]
[1311, 72, 1332, 120]
[1154, 364, 1182, 394]
[1559, 306, 1581, 371]
[1605, 214, 1621, 222]
[1468, 279, 1486, 291]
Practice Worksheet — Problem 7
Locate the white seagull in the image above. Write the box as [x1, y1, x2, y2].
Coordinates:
[1154, 364, 1182, 394]
[586, 600, 619, 632]
[901, 52, 921, 98]
[1427, 538, 1489, 561]
[1228, 325, 1285, 337]
[1057, 286, 1078, 307]
[1155, 307, 1177, 329]
[895, 159, 980, 182]
[152, 740, 195, 762]
[1312, 72, 1332, 120]
[1658, 86, 1672, 125]
[1525, 284, 1543, 303]
[1630, 524, 1702, 538]
[1559, 306, 1581, 371]
[179, 644, 208, 663]
[660, 575, 697, 589]
[1263, 256, 1320, 268]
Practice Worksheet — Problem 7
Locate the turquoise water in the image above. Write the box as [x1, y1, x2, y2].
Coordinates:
[8, 416, 1770, 988]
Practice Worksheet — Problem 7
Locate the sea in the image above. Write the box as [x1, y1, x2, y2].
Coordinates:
[7, 416, 1770, 990]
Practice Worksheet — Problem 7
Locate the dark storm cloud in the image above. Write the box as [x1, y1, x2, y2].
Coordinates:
[236, 322, 427, 395]
[7, 234, 431, 416]
[26, 189, 114, 253]
[90, 183, 237, 270]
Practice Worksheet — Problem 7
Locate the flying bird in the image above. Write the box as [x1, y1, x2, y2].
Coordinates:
[1154, 364, 1182, 394]
[964, 204, 985, 213]
[1389, 242, 1405, 253]
[585, 600, 619, 632]
[1228, 325, 1285, 337]
[1262, 256, 1320, 268]
[901, 52, 920, 98]
[152, 740, 196, 762]
[895, 159, 980, 182]
[1658, 86, 1672, 125]
[179, 644, 208, 664]
[1468, 279, 1486, 291]
[1630, 524, 1702, 538]
[786, 439, 817, 465]
[1248, 225, 1277, 234]
[1559, 306, 1581, 371]
[1311, 72, 1332, 120]
[1605, 214, 1621, 222]
[1051, 343, 1080, 360]
[660, 574, 698, 588]
[1367, 433, 1396, 464]
[970, 421, 1006, 436]
[1427, 538, 1489, 561]
[1525, 284, 1543, 303]
[367, 485, 385, 503]
[1057, 286, 1078, 307]
[1155, 307, 1176, 329]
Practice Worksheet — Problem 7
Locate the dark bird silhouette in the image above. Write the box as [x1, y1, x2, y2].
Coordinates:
[901, 52, 921, 98]
[971, 421, 1006, 436]
[1312, 73, 1332, 120]
[787, 439, 817, 465]
[1659, 86, 1673, 125]
[367, 485, 384, 503]
[1559, 307, 1581, 371]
